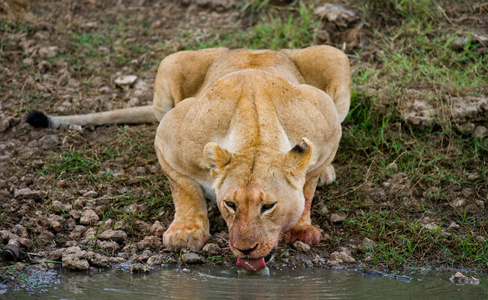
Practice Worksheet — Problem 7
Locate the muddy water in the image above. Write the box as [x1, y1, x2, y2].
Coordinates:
[6, 267, 487, 299]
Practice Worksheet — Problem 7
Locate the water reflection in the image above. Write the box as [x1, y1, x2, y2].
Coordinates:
[6, 267, 488, 299]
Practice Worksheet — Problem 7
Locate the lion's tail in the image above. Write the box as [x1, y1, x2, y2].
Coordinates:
[26, 105, 158, 129]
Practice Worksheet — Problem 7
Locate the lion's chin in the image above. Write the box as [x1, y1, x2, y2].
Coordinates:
[236, 257, 266, 273]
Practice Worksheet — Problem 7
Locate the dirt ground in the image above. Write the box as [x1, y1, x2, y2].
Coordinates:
[0, 0, 487, 293]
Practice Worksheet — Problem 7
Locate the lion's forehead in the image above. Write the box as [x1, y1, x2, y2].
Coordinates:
[232, 182, 265, 205]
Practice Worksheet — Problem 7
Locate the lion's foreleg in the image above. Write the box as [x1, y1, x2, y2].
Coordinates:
[283, 167, 323, 246]
[155, 149, 210, 252]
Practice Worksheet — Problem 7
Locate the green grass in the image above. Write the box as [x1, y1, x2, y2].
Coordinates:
[169, 2, 319, 51]
[322, 82, 486, 269]
[373, 21, 486, 93]
[1, 0, 486, 271]
[40, 150, 101, 178]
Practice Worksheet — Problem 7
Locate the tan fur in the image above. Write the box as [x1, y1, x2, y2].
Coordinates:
[33, 46, 351, 259]
[153, 46, 351, 259]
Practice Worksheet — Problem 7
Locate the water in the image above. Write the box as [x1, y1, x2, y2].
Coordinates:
[6, 267, 488, 299]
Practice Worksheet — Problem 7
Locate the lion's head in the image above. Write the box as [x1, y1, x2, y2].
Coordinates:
[204, 138, 314, 272]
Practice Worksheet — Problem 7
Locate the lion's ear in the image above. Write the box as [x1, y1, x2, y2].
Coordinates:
[285, 138, 314, 175]
[204, 142, 232, 177]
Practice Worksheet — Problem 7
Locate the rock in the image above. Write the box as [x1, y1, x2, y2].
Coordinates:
[134, 220, 151, 232]
[330, 251, 356, 264]
[57, 74, 69, 86]
[12, 224, 27, 238]
[466, 172, 480, 180]
[475, 200, 484, 209]
[314, 3, 358, 27]
[82, 22, 98, 28]
[68, 124, 82, 132]
[461, 188, 473, 197]
[70, 210, 82, 220]
[45, 214, 64, 232]
[39, 231, 55, 243]
[382, 173, 412, 196]
[38, 46, 58, 58]
[448, 222, 460, 229]
[451, 96, 487, 122]
[86, 251, 111, 268]
[134, 80, 148, 91]
[452, 198, 466, 208]
[138, 250, 153, 262]
[51, 200, 71, 214]
[202, 243, 221, 255]
[98, 230, 127, 244]
[368, 187, 387, 201]
[472, 126, 487, 138]
[114, 75, 137, 86]
[73, 198, 85, 208]
[181, 252, 206, 264]
[96, 240, 120, 252]
[405, 100, 435, 127]
[101, 218, 114, 230]
[137, 236, 162, 250]
[99, 86, 112, 94]
[386, 162, 398, 172]
[0, 230, 15, 242]
[317, 202, 328, 215]
[358, 238, 375, 251]
[22, 57, 34, 66]
[130, 263, 150, 273]
[330, 211, 347, 223]
[39, 134, 60, 148]
[147, 255, 165, 265]
[80, 209, 99, 225]
[0, 116, 14, 132]
[195, 0, 235, 12]
[421, 222, 439, 230]
[82, 190, 98, 198]
[14, 188, 44, 200]
[37, 60, 52, 73]
[109, 257, 125, 263]
[62, 246, 90, 270]
[450, 272, 480, 285]
[451, 36, 471, 49]
[98, 46, 110, 54]
[293, 241, 311, 252]
[134, 166, 146, 174]
[47, 248, 65, 261]
[18, 238, 33, 249]
[65, 240, 78, 247]
[327, 260, 340, 267]
[150, 221, 165, 237]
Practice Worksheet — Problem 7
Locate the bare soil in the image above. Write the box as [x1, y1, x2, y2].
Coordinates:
[0, 0, 487, 293]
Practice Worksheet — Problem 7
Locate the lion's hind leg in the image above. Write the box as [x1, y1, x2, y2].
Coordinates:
[281, 45, 351, 123]
[318, 164, 336, 186]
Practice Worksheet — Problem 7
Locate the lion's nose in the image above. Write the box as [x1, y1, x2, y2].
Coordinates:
[235, 243, 258, 256]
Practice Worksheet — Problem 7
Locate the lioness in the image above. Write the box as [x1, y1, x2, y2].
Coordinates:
[27, 46, 351, 273]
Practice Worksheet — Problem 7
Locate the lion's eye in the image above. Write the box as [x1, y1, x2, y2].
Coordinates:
[261, 203, 276, 213]
[224, 201, 236, 211]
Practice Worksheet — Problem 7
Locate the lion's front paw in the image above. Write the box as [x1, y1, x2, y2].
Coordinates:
[318, 164, 336, 186]
[284, 224, 321, 246]
[163, 222, 210, 252]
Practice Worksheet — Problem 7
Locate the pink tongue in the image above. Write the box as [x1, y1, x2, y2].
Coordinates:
[237, 257, 266, 273]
